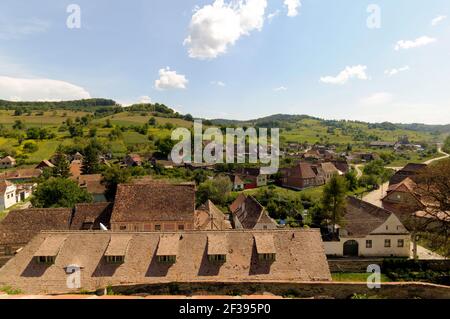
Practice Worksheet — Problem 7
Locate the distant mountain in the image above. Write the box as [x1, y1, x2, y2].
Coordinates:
[211, 114, 450, 134]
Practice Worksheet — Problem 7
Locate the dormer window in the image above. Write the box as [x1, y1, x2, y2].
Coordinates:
[207, 234, 227, 264]
[33, 235, 67, 265]
[104, 234, 132, 265]
[254, 234, 276, 263]
[156, 235, 179, 264]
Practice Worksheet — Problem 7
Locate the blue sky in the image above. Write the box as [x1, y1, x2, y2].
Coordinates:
[0, 0, 449, 124]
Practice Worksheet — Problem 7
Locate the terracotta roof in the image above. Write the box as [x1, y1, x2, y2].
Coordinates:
[156, 234, 180, 256]
[387, 177, 417, 193]
[293, 162, 317, 179]
[36, 160, 55, 168]
[74, 174, 106, 194]
[34, 235, 67, 257]
[400, 163, 428, 173]
[0, 229, 331, 294]
[195, 201, 232, 230]
[343, 197, 402, 237]
[0, 169, 41, 180]
[0, 180, 14, 194]
[111, 182, 196, 223]
[319, 162, 339, 175]
[0, 208, 72, 245]
[69, 160, 82, 178]
[229, 193, 247, 213]
[70, 202, 113, 230]
[105, 234, 133, 256]
[390, 163, 427, 185]
[230, 195, 277, 229]
[254, 234, 276, 254]
[207, 234, 227, 255]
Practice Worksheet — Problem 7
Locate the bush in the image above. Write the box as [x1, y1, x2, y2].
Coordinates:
[23, 141, 39, 153]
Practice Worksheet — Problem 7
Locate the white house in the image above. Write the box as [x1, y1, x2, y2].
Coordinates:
[0, 180, 17, 211]
[0, 156, 16, 169]
[324, 197, 411, 258]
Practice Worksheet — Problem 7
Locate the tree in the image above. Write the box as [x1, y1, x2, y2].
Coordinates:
[320, 175, 348, 236]
[69, 125, 83, 137]
[23, 141, 38, 153]
[155, 136, 175, 159]
[102, 165, 132, 200]
[345, 170, 358, 191]
[148, 117, 157, 126]
[88, 127, 97, 137]
[82, 141, 101, 174]
[52, 153, 71, 178]
[411, 159, 450, 258]
[31, 178, 92, 208]
[196, 176, 232, 206]
[12, 120, 24, 130]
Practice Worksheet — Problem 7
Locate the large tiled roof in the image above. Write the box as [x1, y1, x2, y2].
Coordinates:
[70, 202, 113, 230]
[111, 183, 196, 223]
[0, 169, 41, 180]
[0, 229, 331, 294]
[0, 208, 72, 245]
[230, 195, 277, 229]
[0, 180, 14, 193]
[343, 197, 394, 237]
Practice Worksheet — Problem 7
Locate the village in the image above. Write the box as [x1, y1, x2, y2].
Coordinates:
[0, 134, 448, 298]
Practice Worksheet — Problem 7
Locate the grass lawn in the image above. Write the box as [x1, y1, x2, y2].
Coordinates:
[332, 272, 392, 282]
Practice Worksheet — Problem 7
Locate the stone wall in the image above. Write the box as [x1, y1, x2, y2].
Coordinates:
[111, 281, 450, 299]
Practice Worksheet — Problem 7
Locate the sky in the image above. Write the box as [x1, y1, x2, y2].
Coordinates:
[0, 0, 449, 124]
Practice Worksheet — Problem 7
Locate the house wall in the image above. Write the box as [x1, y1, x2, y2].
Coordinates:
[111, 221, 194, 232]
[0, 160, 15, 169]
[324, 234, 410, 257]
[325, 213, 411, 257]
[0, 184, 17, 210]
[256, 175, 267, 187]
[282, 176, 316, 190]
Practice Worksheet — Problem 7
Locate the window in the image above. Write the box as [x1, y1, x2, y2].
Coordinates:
[208, 254, 226, 263]
[105, 255, 125, 264]
[366, 240, 372, 248]
[386, 225, 389, 230]
[397, 239, 404, 248]
[157, 255, 176, 264]
[36, 256, 55, 264]
[155, 225, 162, 231]
[384, 239, 391, 248]
[119, 225, 127, 231]
[258, 253, 276, 262]
[178, 224, 185, 231]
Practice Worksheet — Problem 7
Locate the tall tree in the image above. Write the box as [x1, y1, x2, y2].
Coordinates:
[102, 165, 132, 201]
[82, 140, 102, 174]
[52, 153, 71, 178]
[321, 175, 348, 236]
[31, 178, 92, 208]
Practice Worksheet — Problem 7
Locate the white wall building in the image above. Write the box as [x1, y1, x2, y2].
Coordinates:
[0, 181, 17, 211]
[324, 197, 411, 258]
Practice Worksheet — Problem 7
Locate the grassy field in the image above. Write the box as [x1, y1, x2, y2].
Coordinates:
[240, 185, 325, 202]
[332, 273, 392, 282]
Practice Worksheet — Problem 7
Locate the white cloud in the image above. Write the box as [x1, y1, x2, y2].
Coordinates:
[267, 10, 280, 22]
[211, 81, 226, 87]
[0, 18, 50, 40]
[184, 0, 267, 59]
[320, 65, 369, 85]
[284, 0, 301, 17]
[118, 96, 152, 107]
[274, 86, 287, 91]
[0, 76, 90, 101]
[384, 66, 410, 77]
[394, 36, 437, 50]
[431, 15, 447, 26]
[360, 92, 394, 106]
[154, 67, 188, 90]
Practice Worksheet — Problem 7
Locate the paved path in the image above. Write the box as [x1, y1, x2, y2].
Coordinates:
[362, 145, 449, 208]
[424, 147, 449, 164]
[412, 245, 447, 260]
